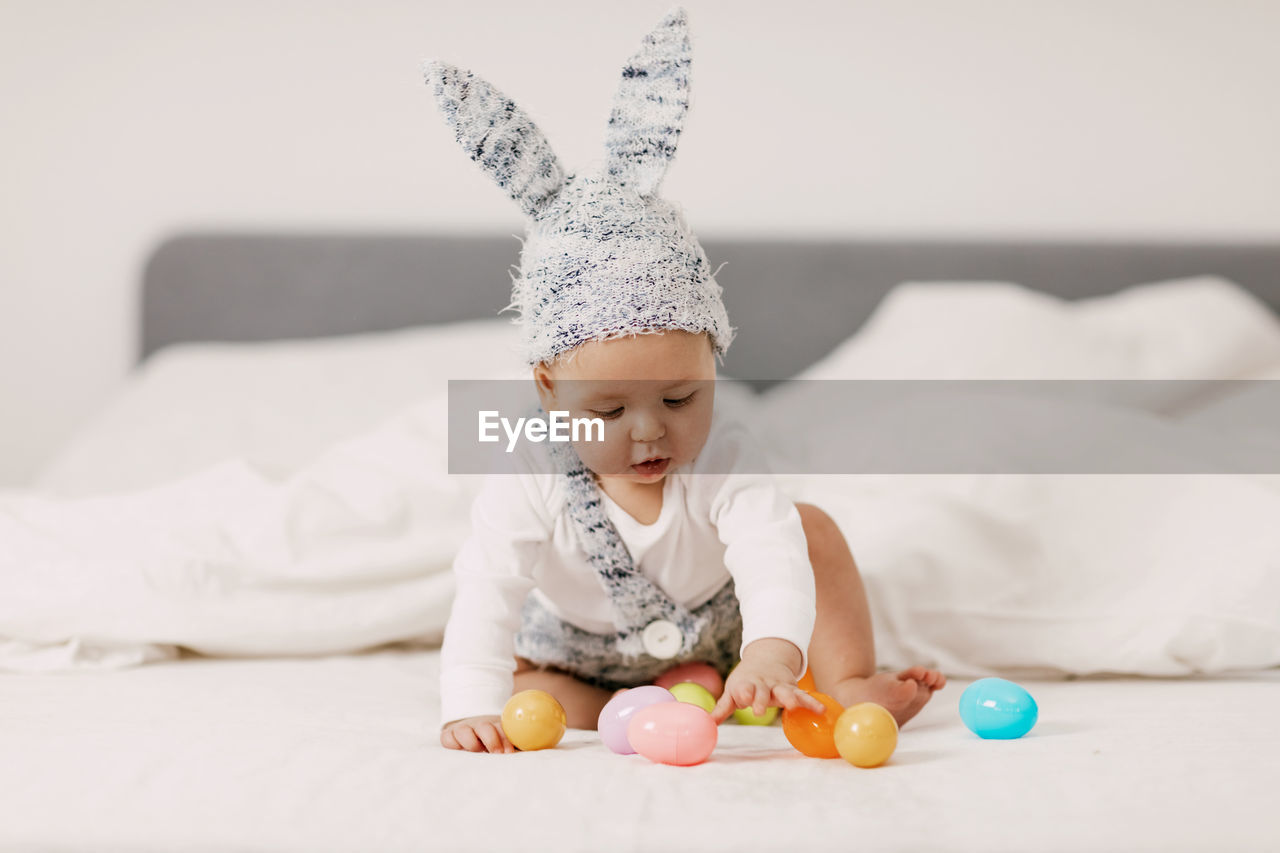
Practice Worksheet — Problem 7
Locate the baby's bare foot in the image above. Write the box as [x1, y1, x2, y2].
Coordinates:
[825, 666, 947, 728]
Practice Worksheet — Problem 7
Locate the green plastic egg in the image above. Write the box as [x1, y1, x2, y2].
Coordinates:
[668, 681, 716, 713]
[733, 705, 779, 726]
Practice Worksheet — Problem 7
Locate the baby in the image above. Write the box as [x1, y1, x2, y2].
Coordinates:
[425, 8, 944, 753]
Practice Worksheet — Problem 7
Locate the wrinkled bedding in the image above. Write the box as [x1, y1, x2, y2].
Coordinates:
[2, 277, 1278, 677]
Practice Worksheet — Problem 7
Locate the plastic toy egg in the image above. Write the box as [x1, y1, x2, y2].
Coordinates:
[628, 701, 718, 766]
[654, 661, 724, 698]
[959, 677, 1038, 739]
[834, 702, 898, 767]
[668, 681, 717, 713]
[597, 686, 676, 755]
[501, 689, 567, 751]
[733, 705, 779, 726]
[781, 691, 844, 758]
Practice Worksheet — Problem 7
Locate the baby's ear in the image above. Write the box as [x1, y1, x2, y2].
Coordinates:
[602, 7, 692, 197]
[424, 60, 567, 219]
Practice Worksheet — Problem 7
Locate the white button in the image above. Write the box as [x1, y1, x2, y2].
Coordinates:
[642, 619, 682, 659]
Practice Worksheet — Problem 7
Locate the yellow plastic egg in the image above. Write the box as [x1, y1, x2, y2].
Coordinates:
[501, 689, 567, 751]
[833, 702, 898, 768]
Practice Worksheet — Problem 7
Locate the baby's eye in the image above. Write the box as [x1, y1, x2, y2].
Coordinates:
[664, 392, 696, 408]
[590, 407, 624, 419]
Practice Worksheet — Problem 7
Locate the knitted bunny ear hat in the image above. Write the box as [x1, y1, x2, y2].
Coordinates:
[424, 7, 735, 369]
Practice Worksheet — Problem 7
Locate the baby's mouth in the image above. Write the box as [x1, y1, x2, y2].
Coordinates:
[631, 457, 670, 477]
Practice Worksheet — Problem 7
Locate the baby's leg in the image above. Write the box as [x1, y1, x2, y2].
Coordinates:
[512, 656, 614, 730]
[795, 502, 946, 727]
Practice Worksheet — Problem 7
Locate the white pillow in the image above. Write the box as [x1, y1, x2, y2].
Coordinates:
[795, 276, 1280, 384]
[757, 276, 1280, 471]
[35, 319, 528, 497]
[36, 317, 764, 497]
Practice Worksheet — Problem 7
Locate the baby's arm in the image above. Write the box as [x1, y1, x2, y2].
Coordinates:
[712, 637, 825, 723]
[438, 470, 550, 753]
[697, 422, 824, 723]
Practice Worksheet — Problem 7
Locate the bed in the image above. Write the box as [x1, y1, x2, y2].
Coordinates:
[3, 233, 1279, 852]
[3, 649, 1277, 852]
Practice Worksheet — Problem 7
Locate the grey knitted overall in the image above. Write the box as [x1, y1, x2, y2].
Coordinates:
[512, 405, 742, 690]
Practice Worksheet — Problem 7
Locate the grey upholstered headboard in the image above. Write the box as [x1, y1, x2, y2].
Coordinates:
[140, 233, 1280, 384]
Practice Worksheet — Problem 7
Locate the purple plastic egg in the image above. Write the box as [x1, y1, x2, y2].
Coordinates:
[598, 686, 677, 754]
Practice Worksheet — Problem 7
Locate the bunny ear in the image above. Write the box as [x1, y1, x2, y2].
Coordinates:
[424, 60, 566, 219]
[603, 7, 692, 196]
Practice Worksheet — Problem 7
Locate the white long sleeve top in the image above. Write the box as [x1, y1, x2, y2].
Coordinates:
[439, 407, 816, 724]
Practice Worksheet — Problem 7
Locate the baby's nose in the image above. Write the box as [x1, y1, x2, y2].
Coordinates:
[629, 414, 665, 442]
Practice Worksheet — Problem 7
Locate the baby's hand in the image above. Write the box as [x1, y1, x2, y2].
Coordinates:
[440, 715, 516, 753]
[710, 652, 827, 725]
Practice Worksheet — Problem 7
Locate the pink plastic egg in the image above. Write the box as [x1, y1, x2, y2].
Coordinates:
[627, 700, 718, 766]
[597, 686, 676, 755]
[653, 661, 724, 698]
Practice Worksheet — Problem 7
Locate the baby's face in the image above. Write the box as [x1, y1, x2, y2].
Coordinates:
[533, 330, 716, 484]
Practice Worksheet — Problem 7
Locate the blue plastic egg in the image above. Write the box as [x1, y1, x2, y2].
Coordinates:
[958, 677, 1038, 739]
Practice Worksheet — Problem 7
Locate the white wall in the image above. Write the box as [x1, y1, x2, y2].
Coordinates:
[2, 0, 1278, 486]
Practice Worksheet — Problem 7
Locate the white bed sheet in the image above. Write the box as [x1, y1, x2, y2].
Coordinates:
[1, 648, 1276, 852]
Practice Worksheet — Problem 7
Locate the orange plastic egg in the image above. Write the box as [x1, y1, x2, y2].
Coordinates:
[781, 691, 844, 758]
[797, 668, 818, 693]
